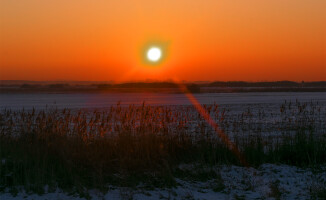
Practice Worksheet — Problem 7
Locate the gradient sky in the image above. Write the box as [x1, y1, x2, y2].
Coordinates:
[1, 0, 325, 82]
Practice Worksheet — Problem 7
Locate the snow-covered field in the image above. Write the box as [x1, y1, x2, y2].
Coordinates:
[1, 92, 325, 110]
[1, 92, 325, 200]
[1, 164, 325, 200]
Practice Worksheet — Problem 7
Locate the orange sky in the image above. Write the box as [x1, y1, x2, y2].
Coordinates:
[0, 0, 325, 82]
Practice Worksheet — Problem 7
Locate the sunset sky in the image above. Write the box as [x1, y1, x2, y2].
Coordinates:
[0, 0, 325, 82]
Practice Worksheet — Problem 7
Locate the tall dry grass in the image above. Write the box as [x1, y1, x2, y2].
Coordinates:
[0, 101, 325, 196]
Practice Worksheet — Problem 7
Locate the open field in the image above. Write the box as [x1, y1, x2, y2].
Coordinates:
[1, 96, 326, 199]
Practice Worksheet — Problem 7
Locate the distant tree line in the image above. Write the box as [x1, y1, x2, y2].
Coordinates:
[204, 81, 326, 87]
[1, 81, 324, 94]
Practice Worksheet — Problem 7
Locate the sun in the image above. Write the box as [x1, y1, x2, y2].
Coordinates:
[140, 41, 168, 66]
[146, 47, 162, 62]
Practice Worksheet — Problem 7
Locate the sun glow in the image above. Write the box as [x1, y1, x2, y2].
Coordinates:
[146, 47, 162, 62]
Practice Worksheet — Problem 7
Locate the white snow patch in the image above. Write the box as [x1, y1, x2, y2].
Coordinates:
[1, 164, 325, 200]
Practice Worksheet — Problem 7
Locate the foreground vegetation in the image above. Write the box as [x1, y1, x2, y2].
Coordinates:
[0, 101, 325, 197]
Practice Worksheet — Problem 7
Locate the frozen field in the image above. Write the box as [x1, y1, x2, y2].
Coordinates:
[2, 95, 325, 139]
[1, 92, 325, 110]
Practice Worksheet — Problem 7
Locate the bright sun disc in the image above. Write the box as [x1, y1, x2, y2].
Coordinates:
[147, 47, 162, 62]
